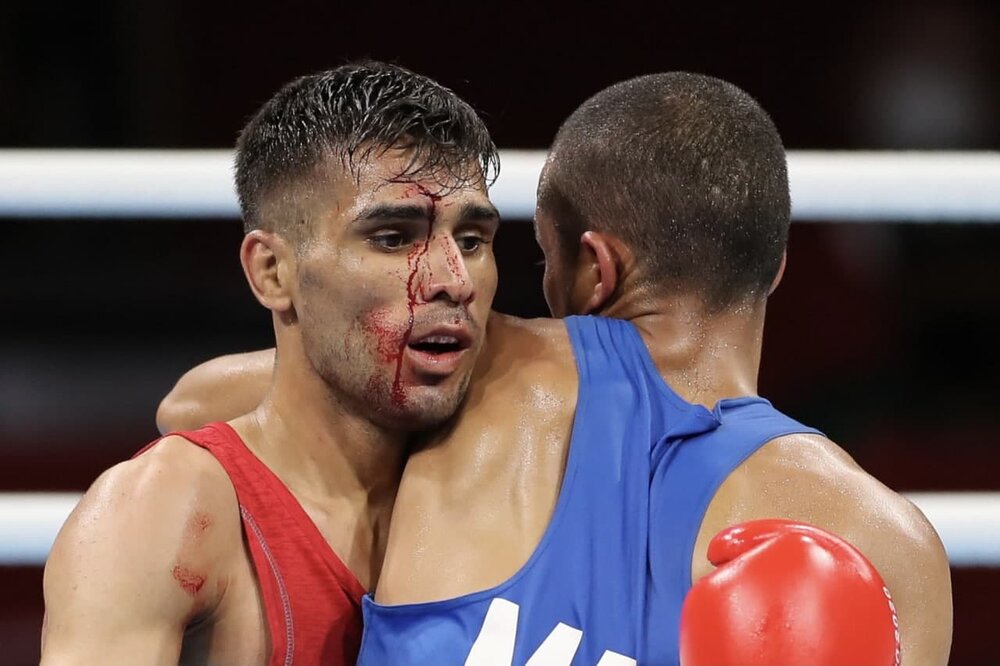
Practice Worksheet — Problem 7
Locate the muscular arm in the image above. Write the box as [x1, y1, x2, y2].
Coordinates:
[41, 437, 237, 665]
[695, 434, 952, 666]
[157, 350, 275, 433]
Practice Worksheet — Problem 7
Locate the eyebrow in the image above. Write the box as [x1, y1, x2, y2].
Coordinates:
[352, 202, 500, 225]
[354, 203, 430, 223]
[457, 202, 501, 225]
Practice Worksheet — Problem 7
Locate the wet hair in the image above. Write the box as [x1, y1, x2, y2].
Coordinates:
[538, 72, 790, 311]
[235, 60, 499, 233]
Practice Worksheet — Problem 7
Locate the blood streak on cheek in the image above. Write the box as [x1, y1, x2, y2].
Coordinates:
[360, 307, 403, 364]
[172, 565, 206, 596]
[390, 184, 440, 407]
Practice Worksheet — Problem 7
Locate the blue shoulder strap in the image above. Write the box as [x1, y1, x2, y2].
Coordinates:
[650, 398, 824, 596]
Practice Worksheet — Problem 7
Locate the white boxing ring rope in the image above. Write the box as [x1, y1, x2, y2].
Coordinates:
[2, 150, 1000, 221]
[1, 492, 998, 568]
[2, 149, 1000, 568]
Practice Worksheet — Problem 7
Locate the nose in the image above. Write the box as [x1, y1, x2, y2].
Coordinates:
[419, 233, 475, 305]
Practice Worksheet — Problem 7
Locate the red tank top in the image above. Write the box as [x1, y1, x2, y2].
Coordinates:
[143, 422, 366, 666]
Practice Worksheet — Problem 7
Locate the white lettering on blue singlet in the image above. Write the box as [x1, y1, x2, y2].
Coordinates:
[465, 598, 637, 666]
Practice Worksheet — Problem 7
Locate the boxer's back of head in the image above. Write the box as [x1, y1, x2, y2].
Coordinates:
[235, 61, 498, 236]
[539, 72, 789, 311]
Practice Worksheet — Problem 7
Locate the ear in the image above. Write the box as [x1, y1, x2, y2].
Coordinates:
[768, 250, 787, 295]
[571, 231, 623, 314]
[240, 230, 295, 312]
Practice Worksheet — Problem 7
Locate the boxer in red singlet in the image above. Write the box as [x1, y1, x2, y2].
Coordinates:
[40, 61, 500, 666]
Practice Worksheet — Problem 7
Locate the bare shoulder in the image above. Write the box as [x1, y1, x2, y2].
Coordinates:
[698, 432, 953, 666]
[488, 311, 571, 350]
[706, 433, 942, 556]
[49, 434, 242, 586]
[414, 314, 576, 477]
[42, 435, 245, 662]
[485, 312, 573, 370]
[477, 312, 576, 398]
[75, 435, 239, 530]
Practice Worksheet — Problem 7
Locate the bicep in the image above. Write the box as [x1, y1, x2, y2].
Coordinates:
[157, 349, 275, 433]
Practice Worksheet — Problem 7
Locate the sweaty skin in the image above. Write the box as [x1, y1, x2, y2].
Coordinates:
[157, 312, 952, 666]
[41, 150, 500, 666]
[154, 196, 952, 666]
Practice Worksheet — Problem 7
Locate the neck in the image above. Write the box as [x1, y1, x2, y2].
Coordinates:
[601, 285, 767, 408]
[233, 344, 407, 504]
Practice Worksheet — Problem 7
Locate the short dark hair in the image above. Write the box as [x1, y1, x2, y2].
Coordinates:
[538, 72, 790, 311]
[235, 61, 499, 233]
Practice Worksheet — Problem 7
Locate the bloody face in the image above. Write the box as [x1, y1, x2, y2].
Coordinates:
[290, 149, 499, 430]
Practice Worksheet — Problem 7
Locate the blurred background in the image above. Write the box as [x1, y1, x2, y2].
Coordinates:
[2, 1, 998, 663]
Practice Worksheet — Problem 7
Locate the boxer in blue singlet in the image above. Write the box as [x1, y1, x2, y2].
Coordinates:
[159, 73, 952, 665]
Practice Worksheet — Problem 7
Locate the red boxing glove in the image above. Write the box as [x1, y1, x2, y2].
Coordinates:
[680, 519, 900, 666]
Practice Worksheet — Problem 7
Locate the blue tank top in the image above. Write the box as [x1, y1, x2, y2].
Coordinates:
[357, 315, 822, 666]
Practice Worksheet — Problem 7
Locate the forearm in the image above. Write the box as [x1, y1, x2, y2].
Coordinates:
[157, 349, 275, 433]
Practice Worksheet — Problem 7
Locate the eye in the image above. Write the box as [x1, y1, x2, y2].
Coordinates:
[370, 231, 409, 251]
[456, 235, 486, 254]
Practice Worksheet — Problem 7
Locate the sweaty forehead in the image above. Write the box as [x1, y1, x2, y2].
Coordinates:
[371, 149, 486, 190]
[352, 153, 489, 205]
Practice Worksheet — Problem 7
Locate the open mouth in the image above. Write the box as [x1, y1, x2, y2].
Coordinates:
[403, 325, 474, 375]
[407, 334, 469, 356]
